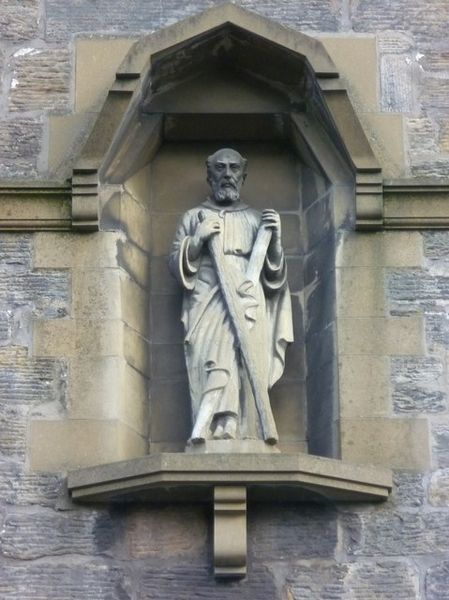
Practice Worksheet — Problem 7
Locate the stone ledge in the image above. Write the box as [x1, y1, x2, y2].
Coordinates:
[68, 452, 392, 503]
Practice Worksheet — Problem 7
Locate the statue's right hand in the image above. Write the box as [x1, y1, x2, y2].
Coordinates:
[188, 214, 222, 261]
[193, 215, 222, 245]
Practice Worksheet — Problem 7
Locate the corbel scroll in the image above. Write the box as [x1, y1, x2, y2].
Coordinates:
[214, 486, 247, 579]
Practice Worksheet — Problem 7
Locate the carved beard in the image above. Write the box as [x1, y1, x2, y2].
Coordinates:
[213, 184, 240, 203]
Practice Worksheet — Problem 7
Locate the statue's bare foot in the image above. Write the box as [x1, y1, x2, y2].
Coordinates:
[212, 424, 225, 439]
[222, 416, 237, 439]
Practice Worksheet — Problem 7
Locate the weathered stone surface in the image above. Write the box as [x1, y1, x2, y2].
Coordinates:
[438, 120, 449, 153]
[428, 469, 449, 507]
[411, 158, 449, 179]
[433, 425, 449, 467]
[424, 232, 449, 263]
[420, 48, 449, 72]
[351, 0, 449, 44]
[420, 77, 449, 112]
[391, 471, 425, 509]
[0, 1, 40, 41]
[0, 263, 69, 319]
[10, 48, 71, 112]
[0, 459, 61, 506]
[388, 270, 449, 314]
[377, 31, 414, 54]
[0, 118, 42, 176]
[0, 562, 130, 599]
[0, 403, 27, 457]
[426, 561, 449, 600]
[380, 54, 416, 113]
[138, 565, 278, 599]
[125, 505, 207, 559]
[0, 508, 117, 559]
[0, 347, 66, 407]
[0, 235, 32, 269]
[426, 313, 449, 350]
[343, 510, 449, 556]
[45, 0, 341, 41]
[286, 560, 419, 600]
[250, 504, 338, 561]
[391, 357, 446, 414]
[407, 118, 439, 154]
[0, 312, 9, 345]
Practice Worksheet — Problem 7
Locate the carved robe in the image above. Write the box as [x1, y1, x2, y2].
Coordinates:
[169, 199, 293, 442]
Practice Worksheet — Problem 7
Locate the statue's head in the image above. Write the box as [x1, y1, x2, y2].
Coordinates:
[206, 148, 247, 204]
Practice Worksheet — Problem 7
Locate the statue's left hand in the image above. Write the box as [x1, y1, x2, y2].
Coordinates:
[262, 209, 281, 240]
[262, 209, 283, 262]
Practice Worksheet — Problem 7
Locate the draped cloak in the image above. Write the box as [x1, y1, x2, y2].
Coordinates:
[169, 200, 294, 441]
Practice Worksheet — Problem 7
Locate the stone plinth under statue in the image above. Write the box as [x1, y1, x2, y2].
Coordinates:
[169, 148, 293, 450]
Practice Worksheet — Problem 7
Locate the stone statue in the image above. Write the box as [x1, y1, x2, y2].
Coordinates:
[169, 148, 293, 447]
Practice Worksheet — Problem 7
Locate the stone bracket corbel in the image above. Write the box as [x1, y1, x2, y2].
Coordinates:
[355, 170, 384, 230]
[214, 486, 247, 578]
[71, 167, 99, 231]
[68, 453, 392, 580]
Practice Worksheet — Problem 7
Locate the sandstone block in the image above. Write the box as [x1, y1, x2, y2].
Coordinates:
[29, 419, 146, 470]
[433, 425, 449, 467]
[0, 508, 117, 559]
[34, 231, 119, 269]
[426, 561, 449, 600]
[341, 417, 430, 470]
[0, 0, 39, 41]
[391, 471, 425, 509]
[72, 269, 121, 320]
[138, 565, 277, 599]
[391, 356, 447, 414]
[380, 54, 416, 113]
[424, 232, 449, 263]
[33, 319, 123, 358]
[0, 459, 61, 506]
[0, 118, 42, 176]
[10, 48, 71, 112]
[339, 354, 390, 418]
[338, 316, 424, 356]
[75, 37, 136, 112]
[250, 504, 338, 561]
[389, 270, 449, 315]
[343, 509, 449, 556]
[46, 0, 340, 42]
[321, 37, 378, 111]
[286, 560, 419, 600]
[125, 505, 207, 560]
[337, 231, 424, 268]
[351, 0, 449, 45]
[407, 118, 439, 154]
[0, 562, 130, 599]
[0, 346, 66, 406]
[337, 267, 385, 317]
[428, 469, 449, 507]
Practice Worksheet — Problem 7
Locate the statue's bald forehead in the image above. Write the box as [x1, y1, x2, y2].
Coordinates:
[207, 148, 246, 167]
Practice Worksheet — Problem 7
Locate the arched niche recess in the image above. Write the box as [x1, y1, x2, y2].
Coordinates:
[71, 4, 383, 461]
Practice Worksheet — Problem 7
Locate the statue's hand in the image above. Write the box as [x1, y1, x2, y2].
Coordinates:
[262, 209, 283, 262]
[189, 214, 222, 261]
[194, 215, 222, 243]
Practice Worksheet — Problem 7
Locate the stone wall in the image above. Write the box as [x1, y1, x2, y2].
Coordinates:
[1, 1, 449, 598]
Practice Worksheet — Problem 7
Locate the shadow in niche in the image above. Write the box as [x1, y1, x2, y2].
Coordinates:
[144, 138, 339, 458]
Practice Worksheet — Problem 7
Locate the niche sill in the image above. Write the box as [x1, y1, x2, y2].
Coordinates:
[68, 452, 392, 503]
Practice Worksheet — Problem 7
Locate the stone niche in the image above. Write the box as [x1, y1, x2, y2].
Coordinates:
[66, 4, 391, 578]
[96, 14, 361, 459]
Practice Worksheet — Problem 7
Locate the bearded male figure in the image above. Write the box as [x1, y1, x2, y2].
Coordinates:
[169, 148, 293, 446]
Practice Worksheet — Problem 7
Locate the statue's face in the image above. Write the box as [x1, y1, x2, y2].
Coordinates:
[208, 150, 246, 204]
